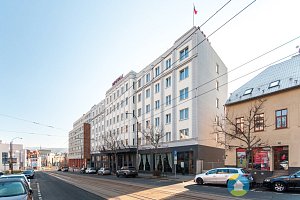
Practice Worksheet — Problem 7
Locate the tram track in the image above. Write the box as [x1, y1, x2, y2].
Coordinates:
[46, 172, 241, 200]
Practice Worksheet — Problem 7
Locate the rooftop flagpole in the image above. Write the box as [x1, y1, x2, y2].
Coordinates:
[193, 4, 198, 27]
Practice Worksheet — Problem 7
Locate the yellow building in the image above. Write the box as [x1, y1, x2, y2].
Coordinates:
[224, 54, 300, 174]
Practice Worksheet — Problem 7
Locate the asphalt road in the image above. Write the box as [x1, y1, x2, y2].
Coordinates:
[30, 171, 300, 200]
[30, 172, 104, 200]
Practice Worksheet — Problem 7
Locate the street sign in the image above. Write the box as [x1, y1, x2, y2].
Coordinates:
[174, 150, 177, 165]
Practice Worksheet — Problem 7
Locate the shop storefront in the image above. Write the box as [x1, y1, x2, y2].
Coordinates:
[236, 146, 289, 171]
[236, 147, 270, 170]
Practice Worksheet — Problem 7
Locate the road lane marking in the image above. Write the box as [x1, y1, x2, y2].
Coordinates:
[37, 182, 43, 200]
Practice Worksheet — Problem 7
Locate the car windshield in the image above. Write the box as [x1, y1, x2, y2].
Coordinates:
[23, 171, 33, 174]
[0, 182, 26, 197]
[241, 169, 250, 174]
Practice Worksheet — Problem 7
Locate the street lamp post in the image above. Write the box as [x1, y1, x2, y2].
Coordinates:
[10, 137, 22, 174]
[126, 112, 139, 171]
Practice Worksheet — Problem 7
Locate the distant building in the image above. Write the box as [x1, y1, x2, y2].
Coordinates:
[0, 140, 26, 171]
[69, 113, 92, 169]
[225, 54, 300, 174]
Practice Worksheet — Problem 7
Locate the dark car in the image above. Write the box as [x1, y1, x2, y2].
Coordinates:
[22, 170, 35, 179]
[116, 166, 138, 178]
[0, 171, 3, 176]
[263, 170, 300, 192]
[0, 178, 33, 199]
[61, 167, 69, 172]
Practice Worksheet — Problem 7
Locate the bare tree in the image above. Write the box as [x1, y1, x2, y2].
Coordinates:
[140, 124, 167, 175]
[99, 131, 125, 172]
[213, 99, 269, 169]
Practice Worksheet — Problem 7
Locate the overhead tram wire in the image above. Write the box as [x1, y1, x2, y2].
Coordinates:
[102, 0, 252, 118]
[0, 113, 68, 132]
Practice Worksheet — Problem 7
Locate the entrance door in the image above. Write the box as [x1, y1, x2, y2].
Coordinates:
[273, 146, 289, 170]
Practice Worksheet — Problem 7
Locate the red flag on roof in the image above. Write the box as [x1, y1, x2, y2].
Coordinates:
[194, 5, 198, 15]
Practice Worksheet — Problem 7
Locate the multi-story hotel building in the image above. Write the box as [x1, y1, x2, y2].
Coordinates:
[71, 27, 228, 174]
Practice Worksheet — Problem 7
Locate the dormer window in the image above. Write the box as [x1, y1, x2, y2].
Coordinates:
[243, 88, 253, 95]
[269, 80, 280, 88]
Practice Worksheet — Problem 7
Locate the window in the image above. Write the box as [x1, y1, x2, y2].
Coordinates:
[216, 98, 219, 108]
[179, 87, 189, 100]
[155, 117, 160, 127]
[180, 128, 189, 139]
[276, 109, 287, 129]
[180, 47, 189, 61]
[216, 64, 219, 74]
[216, 81, 219, 91]
[132, 96, 135, 104]
[138, 79, 141, 88]
[179, 67, 189, 80]
[165, 77, 171, 88]
[254, 113, 264, 132]
[155, 66, 160, 77]
[125, 125, 128, 132]
[166, 58, 171, 69]
[138, 93, 141, 102]
[179, 108, 189, 120]
[146, 73, 150, 83]
[166, 95, 171, 106]
[236, 117, 244, 133]
[125, 83, 128, 91]
[229, 169, 238, 173]
[244, 88, 253, 95]
[166, 113, 171, 124]
[146, 104, 150, 113]
[132, 82, 135, 89]
[138, 108, 142, 117]
[155, 83, 160, 93]
[166, 132, 171, 142]
[126, 97, 128, 105]
[146, 89, 150, 98]
[269, 80, 280, 88]
[155, 100, 160, 110]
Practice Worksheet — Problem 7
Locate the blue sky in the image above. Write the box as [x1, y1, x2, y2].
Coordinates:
[0, 0, 299, 148]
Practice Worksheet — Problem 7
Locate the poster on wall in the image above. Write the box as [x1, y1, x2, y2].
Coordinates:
[236, 148, 246, 168]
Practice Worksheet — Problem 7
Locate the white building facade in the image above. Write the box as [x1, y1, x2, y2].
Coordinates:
[0, 140, 26, 171]
[87, 27, 228, 174]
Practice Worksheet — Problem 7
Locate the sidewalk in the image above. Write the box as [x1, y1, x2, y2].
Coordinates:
[138, 173, 195, 182]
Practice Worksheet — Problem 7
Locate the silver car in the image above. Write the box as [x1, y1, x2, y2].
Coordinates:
[97, 168, 111, 175]
[194, 167, 253, 185]
[0, 178, 33, 200]
[1, 174, 31, 187]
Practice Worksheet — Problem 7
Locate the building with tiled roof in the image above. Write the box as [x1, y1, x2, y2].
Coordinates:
[224, 54, 300, 174]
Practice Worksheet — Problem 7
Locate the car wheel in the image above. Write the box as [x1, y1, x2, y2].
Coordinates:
[273, 182, 286, 192]
[196, 178, 203, 185]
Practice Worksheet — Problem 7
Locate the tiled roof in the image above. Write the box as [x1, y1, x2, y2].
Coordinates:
[226, 54, 300, 105]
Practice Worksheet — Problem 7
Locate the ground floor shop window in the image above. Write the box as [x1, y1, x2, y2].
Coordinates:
[236, 148, 270, 170]
[176, 151, 193, 174]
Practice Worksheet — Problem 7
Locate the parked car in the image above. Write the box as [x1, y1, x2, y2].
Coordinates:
[116, 166, 138, 178]
[22, 169, 35, 179]
[80, 167, 87, 174]
[97, 167, 111, 175]
[61, 167, 69, 172]
[0, 171, 3, 176]
[0, 178, 33, 199]
[263, 170, 300, 192]
[85, 168, 97, 174]
[194, 167, 253, 185]
[0, 174, 31, 187]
